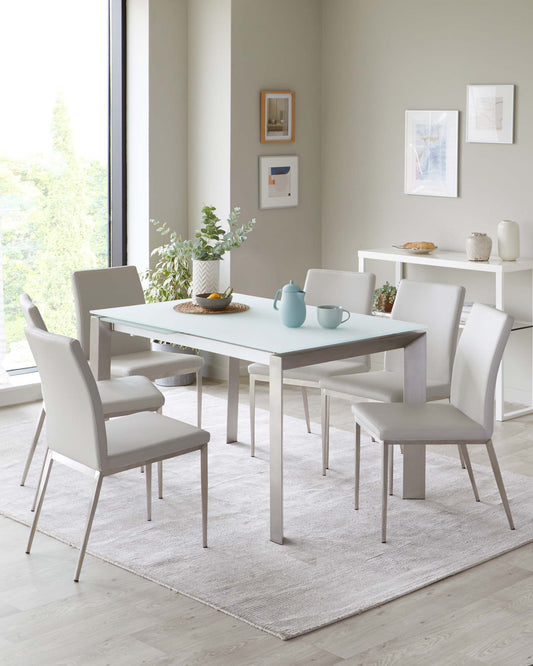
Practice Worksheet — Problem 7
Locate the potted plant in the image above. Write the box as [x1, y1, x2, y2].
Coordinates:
[373, 281, 397, 314]
[167, 205, 256, 303]
[141, 229, 196, 386]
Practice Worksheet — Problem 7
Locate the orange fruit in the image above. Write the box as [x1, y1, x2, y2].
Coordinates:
[207, 293, 221, 299]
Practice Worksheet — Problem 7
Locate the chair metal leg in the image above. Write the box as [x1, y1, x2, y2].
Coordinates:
[249, 376, 256, 457]
[196, 369, 202, 428]
[486, 440, 515, 530]
[388, 444, 394, 496]
[381, 443, 389, 543]
[321, 391, 330, 476]
[458, 445, 466, 469]
[26, 449, 53, 554]
[459, 444, 480, 502]
[21, 407, 46, 486]
[145, 463, 152, 521]
[355, 423, 361, 510]
[157, 461, 163, 500]
[301, 387, 311, 434]
[74, 472, 104, 582]
[31, 447, 49, 512]
[201, 445, 208, 548]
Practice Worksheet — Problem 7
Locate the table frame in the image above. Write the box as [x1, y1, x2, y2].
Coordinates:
[90, 303, 427, 545]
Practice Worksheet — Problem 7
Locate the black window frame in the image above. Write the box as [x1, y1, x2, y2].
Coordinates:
[109, 0, 127, 266]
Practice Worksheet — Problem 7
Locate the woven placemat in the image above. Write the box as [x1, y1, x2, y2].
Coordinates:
[174, 302, 250, 315]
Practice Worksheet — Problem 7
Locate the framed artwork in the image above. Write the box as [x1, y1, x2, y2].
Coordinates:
[466, 84, 514, 144]
[259, 155, 299, 209]
[260, 91, 295, 143]
[404, 110, 458, 198]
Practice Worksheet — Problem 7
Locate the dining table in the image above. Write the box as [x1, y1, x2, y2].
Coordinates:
[89, 293, 427, 544]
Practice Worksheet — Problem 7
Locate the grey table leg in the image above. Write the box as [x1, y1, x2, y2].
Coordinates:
[269, 355, 284, 544]
[226, 356, 240, 443]
[402, 332, 427, 499]
[90, 316, 112, 381]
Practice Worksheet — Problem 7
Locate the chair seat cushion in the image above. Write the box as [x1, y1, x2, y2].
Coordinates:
[105, 412, 209, 471]
[97, 376, 165, 416]
[111, 350, 204, 381]
[320, 370, 449, 402]
[248, 358, 368, 384]
[352, 402, 489, 442]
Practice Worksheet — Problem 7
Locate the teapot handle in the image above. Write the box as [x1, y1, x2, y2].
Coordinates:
[273, 289, 282, 310]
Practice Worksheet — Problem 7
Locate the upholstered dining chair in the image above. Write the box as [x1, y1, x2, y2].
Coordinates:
[71, 266, 204, 427]
[25, 326, 209, 582]
[247, 269, 375, 456]
[320, 280, 465, 475]
[352, 303, 514, 543]
[19, 294, 165, 501]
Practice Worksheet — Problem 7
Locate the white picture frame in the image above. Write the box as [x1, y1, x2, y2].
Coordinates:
[404, 110, 458, 198]
[466, 84, 514, 144]
[259, 155, 299, 209]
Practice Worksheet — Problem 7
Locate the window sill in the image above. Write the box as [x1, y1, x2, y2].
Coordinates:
[0, 372, 42, 407]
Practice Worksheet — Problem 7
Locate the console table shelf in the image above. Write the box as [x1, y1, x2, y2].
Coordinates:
[358, 248, 533, 421]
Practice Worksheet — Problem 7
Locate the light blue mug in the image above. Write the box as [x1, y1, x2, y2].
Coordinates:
[317, 305, 350, 329]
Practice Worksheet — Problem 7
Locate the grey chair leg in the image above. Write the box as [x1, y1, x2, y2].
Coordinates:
[301, 387, 311, 434]
[459, 444, 480, 501]
[196, 369, 202, 428]
[458, 445, 466, 469]
[388, 444, 394, 496]
[21, 407, 46, 486]
[249, 376, 256, 457]
[157, 461, 163, 500]
[321, 392, 330, 476]
[145, 463, 152, 521]
[26, 450, 53, 554]
[74, 472, 104, 582]
[355, 422, 361, 510]
[486, 440, 515, 530]
[201, 445, 208, 548]
[31, 447, 50, 512]
[381, 443, 389, 543]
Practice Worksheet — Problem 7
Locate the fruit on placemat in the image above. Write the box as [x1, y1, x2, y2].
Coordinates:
[207, 293, 221, 299]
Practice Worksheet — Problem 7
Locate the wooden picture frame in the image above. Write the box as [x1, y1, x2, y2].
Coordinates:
[260, 91, 295, 143]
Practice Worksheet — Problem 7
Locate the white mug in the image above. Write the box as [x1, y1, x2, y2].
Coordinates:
[317, 305, 350, 329]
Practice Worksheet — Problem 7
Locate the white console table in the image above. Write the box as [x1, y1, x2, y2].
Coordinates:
[358, 248, 533, 421]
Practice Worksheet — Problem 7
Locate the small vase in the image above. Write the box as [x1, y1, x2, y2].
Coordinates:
[192, 259, 219, 304]
[497, 220, 520, 261]
[466, 232, 492, 262]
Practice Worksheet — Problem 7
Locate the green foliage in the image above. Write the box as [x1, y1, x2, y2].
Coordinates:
[0, 93, 108, 363]
[164, 205, 256, 261]
[142, 222, 192, 302]
[373, 281, 397, 312]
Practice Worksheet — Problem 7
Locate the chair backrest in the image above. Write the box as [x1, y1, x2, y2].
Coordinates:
[451, 304, 512, 437]
[25, 327, 107, 470]
[304, 269, 375, 314]
[387, 280, 465, 386]
[20, 294, 48, 331]
[72, 266, 149, 358]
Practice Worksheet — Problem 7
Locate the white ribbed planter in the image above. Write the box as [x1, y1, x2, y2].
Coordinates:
[192, 259, 220, 304]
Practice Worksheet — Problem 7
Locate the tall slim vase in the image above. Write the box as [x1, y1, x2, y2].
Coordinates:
[192, 259, 219, 304]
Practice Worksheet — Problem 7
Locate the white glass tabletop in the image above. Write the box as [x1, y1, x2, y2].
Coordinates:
[92, 294, 425, 355]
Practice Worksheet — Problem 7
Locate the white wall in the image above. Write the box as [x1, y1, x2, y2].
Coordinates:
[321, 0, 533, 400]
[230, 0, 322, 298]
[127, 0, 188, 271]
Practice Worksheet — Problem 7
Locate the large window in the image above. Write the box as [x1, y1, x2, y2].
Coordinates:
[0, 0, 120, 374]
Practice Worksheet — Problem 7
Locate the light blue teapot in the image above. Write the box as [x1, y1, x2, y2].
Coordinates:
[273, 280, 306, 328]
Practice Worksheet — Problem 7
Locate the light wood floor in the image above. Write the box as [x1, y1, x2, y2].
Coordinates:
[1, 379, 533, 665]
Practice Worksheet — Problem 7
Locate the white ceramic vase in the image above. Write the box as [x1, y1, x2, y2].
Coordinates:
[192, 259, 219, 304]
[497, 220, 520, 261]
[466, 232, 492, 262]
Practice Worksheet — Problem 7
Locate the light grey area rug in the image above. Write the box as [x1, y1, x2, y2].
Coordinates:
[2, 390, 533, 640]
